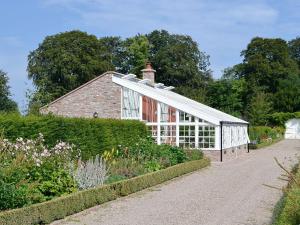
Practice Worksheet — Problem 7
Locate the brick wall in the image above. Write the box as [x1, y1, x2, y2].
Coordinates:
[203, 144, 249, 162]
[40, 72, 122, 119]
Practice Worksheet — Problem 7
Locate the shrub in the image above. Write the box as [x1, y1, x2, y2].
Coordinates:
[249, 126, 283, 144]
[274, 162, 300, 225]
[0, 114, 149, 160]
[267, 112, 300, 127]
[72, 155, 108, 190]
[0, 135, 80, 210]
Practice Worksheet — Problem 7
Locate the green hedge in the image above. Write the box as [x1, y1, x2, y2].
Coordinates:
[0, 114, 148, 160]
[267, 112, 300, 127]
[0, 158, 210, 225]
[273, 164, 300, 225]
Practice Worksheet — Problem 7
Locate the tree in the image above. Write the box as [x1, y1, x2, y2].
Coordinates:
[240, 37, 299, 94]
[147, 30, 211, 87]
[288, 37, 300, 69]
[0, 70, 18, 113]
[206, 78, 246, 117]
[117, 35, 150, 76]
[247, 91, 272, 125]
[273, 77, 300, 112]
[28, 30, 114, 106]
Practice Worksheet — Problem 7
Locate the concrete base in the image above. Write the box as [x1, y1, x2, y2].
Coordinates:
[203, 144, 249, 162]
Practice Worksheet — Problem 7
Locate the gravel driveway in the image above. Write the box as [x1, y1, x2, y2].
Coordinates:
[52, 140, 300, 225]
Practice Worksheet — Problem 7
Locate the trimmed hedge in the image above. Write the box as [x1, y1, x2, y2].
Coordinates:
[0, 114, 148, 160]
[0, 158, 210, 225]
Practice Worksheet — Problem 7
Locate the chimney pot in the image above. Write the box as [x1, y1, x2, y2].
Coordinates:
[141, 62, 156, 83]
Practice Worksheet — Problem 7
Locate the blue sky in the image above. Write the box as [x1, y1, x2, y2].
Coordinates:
[0, 0, 300, 111]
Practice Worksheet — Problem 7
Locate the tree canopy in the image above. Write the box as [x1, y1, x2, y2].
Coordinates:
[28, 30, 114, 106]
[0, 70, 18, 113]
[26, 30, 300, 124]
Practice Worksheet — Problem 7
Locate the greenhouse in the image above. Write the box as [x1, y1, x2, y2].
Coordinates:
[113, 68, 250, 161]
[41, 63, 250, 161]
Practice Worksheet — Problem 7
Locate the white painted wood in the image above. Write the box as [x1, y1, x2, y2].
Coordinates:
[176, 110, 179, 147]
[157, 101, 161, 145]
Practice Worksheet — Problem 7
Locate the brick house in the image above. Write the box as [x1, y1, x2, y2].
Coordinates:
[40, 63, 250, 161]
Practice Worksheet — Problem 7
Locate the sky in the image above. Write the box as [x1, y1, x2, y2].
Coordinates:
[0, 0, 300, 111]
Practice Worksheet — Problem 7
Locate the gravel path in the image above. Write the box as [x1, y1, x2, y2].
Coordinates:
[52, 140, 300, 225]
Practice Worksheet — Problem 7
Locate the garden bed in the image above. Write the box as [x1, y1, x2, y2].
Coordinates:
[249, 126, 284, 149]
[0, 158, 210, 225]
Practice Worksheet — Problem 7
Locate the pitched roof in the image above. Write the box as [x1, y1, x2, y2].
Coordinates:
[112, 73, 248, 125]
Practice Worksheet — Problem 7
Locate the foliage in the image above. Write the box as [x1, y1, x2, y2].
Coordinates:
[0, 135, 80, 210]
[105, 137, 202, 180]
[266, 112, 300, 127]
[0, 158, 210, 225]
[0, 70, 18, 113]
[273, 161, 300, 225]
[207, 78, 246, 117]
[146, 30, 212, 87]
[218, 37, 300, 118]
[249, 126, 284, 148]
[0, 114, 148, 160]
[118, 35, 150, 76]
[72, 155, 108, 190]
[247, 91, 273, 125]
[27, 30, 114, 107]
[273, 77, 300, 112]
[288, 37, 300, 68]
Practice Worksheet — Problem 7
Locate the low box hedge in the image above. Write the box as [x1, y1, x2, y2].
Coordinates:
[0, 114, 148, 160]
[0, 158, 210, 225]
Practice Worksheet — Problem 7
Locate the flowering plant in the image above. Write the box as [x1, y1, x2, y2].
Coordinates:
[0, 133, 80, 167]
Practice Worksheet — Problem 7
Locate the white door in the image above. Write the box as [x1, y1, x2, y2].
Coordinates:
[285, 119, 300, 139]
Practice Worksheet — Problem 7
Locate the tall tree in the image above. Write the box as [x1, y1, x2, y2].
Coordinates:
[147, 30, 211, 87]
[288, 37, 300, 69]
[0, 70, 18, 113]
[240, 37, 299, 94]
[206, 78, 246, 117]
[28, 30, 114, 106]
[247, 91, 272, 125]
[117, 35, 150, 76]
[273, 77, 300, 112]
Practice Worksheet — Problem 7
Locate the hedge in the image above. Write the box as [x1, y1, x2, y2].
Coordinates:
[0, 158, 210, 225]
[0, 114, 149, 160]
[267, 112, 300, 127]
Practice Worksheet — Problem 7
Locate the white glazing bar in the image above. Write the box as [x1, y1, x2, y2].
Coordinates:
[215, 125, 220, 150]
[195, 118, 199, 148]
[176, 110, 179, 146]
[139, 95, 143, 121]
[157, 101, 161, 145]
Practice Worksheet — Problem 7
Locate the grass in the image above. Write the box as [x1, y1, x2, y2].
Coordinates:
[272, 161, 300, 225]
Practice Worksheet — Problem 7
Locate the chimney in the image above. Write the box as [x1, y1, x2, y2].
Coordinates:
[141, 62, 156, 83]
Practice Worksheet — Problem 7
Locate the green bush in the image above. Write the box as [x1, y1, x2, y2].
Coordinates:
[0, 158, 210, 225]
[0, 114, 148, 160]
[267, 112, 300, 127]
[274, 164, 300, 225]
[249, 126, 284, 143]
[0, 135, 80, 210]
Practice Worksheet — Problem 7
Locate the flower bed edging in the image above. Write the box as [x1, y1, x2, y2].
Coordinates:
[0, 158, 210, 225]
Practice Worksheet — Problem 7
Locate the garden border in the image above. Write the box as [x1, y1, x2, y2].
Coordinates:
[0, 158, 210, 225]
